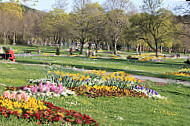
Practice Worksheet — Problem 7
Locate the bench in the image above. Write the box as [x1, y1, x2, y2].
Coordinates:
[24, 51, 32, 54]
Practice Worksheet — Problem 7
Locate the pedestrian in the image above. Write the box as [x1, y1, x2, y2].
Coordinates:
[8, 47, 15, 62]
[70, 48, 73, 55]
[38, 49, 40, 55]
[85, 50, 88, 57]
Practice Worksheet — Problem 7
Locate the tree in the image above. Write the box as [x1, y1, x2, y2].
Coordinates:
[86, 3, 105, 53]
[103, 0, 130, 55]
[42, 8, 69, 46]
[0, 2, 23, 45]
[70, 0, 92, 54]
[175, 15, 190, 54]
[130, 0, 176, 57]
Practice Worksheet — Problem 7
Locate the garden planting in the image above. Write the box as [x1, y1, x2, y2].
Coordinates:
[164, 68, 190, 77]
[0, 64, 168, 125]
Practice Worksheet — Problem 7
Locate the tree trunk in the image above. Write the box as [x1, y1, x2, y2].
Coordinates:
[160, 46, 163, 53]
[79, 39, 84, 54]
[107, 42, 110, 51]
[142, 45, 144, 53]
[13, 32, 16, 45]
[155, 43, 158, 57]
[168, 47, 171, 54]
[127, 44, 130, 52]
[95, 42, 98, 53]
[4, 32, 6, 45]
[184, 49, 187, 55]
[114, 42, 117, 55]
[88, 42, 91, 57]
[139, 45, 141, 55]
[136, 45, 139, 55]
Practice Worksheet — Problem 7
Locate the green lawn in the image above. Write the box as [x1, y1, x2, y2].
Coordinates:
[0, 63, 190, 125]
[15, 55, 190, 81]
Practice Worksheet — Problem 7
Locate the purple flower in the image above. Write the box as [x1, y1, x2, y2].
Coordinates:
[146, 88, 149, 91]
[135, 85, 138, 89]
[149, 89, 152, 93]
[141, 86, 144, 90]
[132, 86, 134, 89]
[155, 92, 158, 95]
[151, 90, 155, 95]
[85, 79, 88, 83]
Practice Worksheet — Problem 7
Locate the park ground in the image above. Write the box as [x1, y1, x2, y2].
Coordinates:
[0, 45, 190, 126]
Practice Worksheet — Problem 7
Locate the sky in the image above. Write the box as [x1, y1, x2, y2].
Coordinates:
[1, 0, 188, 14]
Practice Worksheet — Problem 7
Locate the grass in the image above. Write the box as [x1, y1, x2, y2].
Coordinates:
[0, 63, 190, 125]
[15, 55, 190, 81]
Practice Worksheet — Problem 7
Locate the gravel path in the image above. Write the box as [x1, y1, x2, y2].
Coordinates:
[1, 61, 190, 87]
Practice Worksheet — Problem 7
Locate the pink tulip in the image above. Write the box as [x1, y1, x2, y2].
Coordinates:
[46, 83, 51, 87]
[3, 91, 10, 98]
[39, 81, 43, 86]
[17, 94, 22, 101]
[24, 95, 30, 101]
[20, 91, 27, 99]
[23, 86, 27, 91]
[57, 84, 63, 94]
[45, 86, 50, 92]
[51, 84, 57, 92]
[33, 87, 37, 94]
[39, 82, 44, 93]
[10, 91, 17, 99]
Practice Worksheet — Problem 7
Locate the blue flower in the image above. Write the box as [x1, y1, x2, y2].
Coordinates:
[141, 86, 144, 90]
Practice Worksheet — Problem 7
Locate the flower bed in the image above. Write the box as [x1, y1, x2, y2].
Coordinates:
[0, 94, 98, 125]
[164, 68, 190, 77]
[5, 82, 75, 98]
[45, 66, 165, 99]
[68, 85, 148, 98]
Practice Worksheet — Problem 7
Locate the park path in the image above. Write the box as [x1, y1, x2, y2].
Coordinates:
[1, 61, 190, 86]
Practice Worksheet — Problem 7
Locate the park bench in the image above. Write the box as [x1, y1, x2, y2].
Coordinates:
[127, 55, 139, 60]
[24, 51, 32, 54]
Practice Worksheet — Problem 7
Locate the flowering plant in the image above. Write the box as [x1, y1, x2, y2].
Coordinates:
[6, 82, 76, 98]
[0, 95, 98, 125]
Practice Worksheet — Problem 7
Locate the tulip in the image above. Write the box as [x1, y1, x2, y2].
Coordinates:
[10, 91, 17, 99]
[3, 91, 10, 98]
[24, 95, 30, 101]
[23, 86, 27, 91]
[57, 84, 63, 94]
[51, 84, 57, 92]
[17, 94, 22, 101]
[33, 87, 37, 94]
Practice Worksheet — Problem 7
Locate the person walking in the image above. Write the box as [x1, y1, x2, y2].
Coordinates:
[70, 48, 73, 55]
[38, 49, 40, 55]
